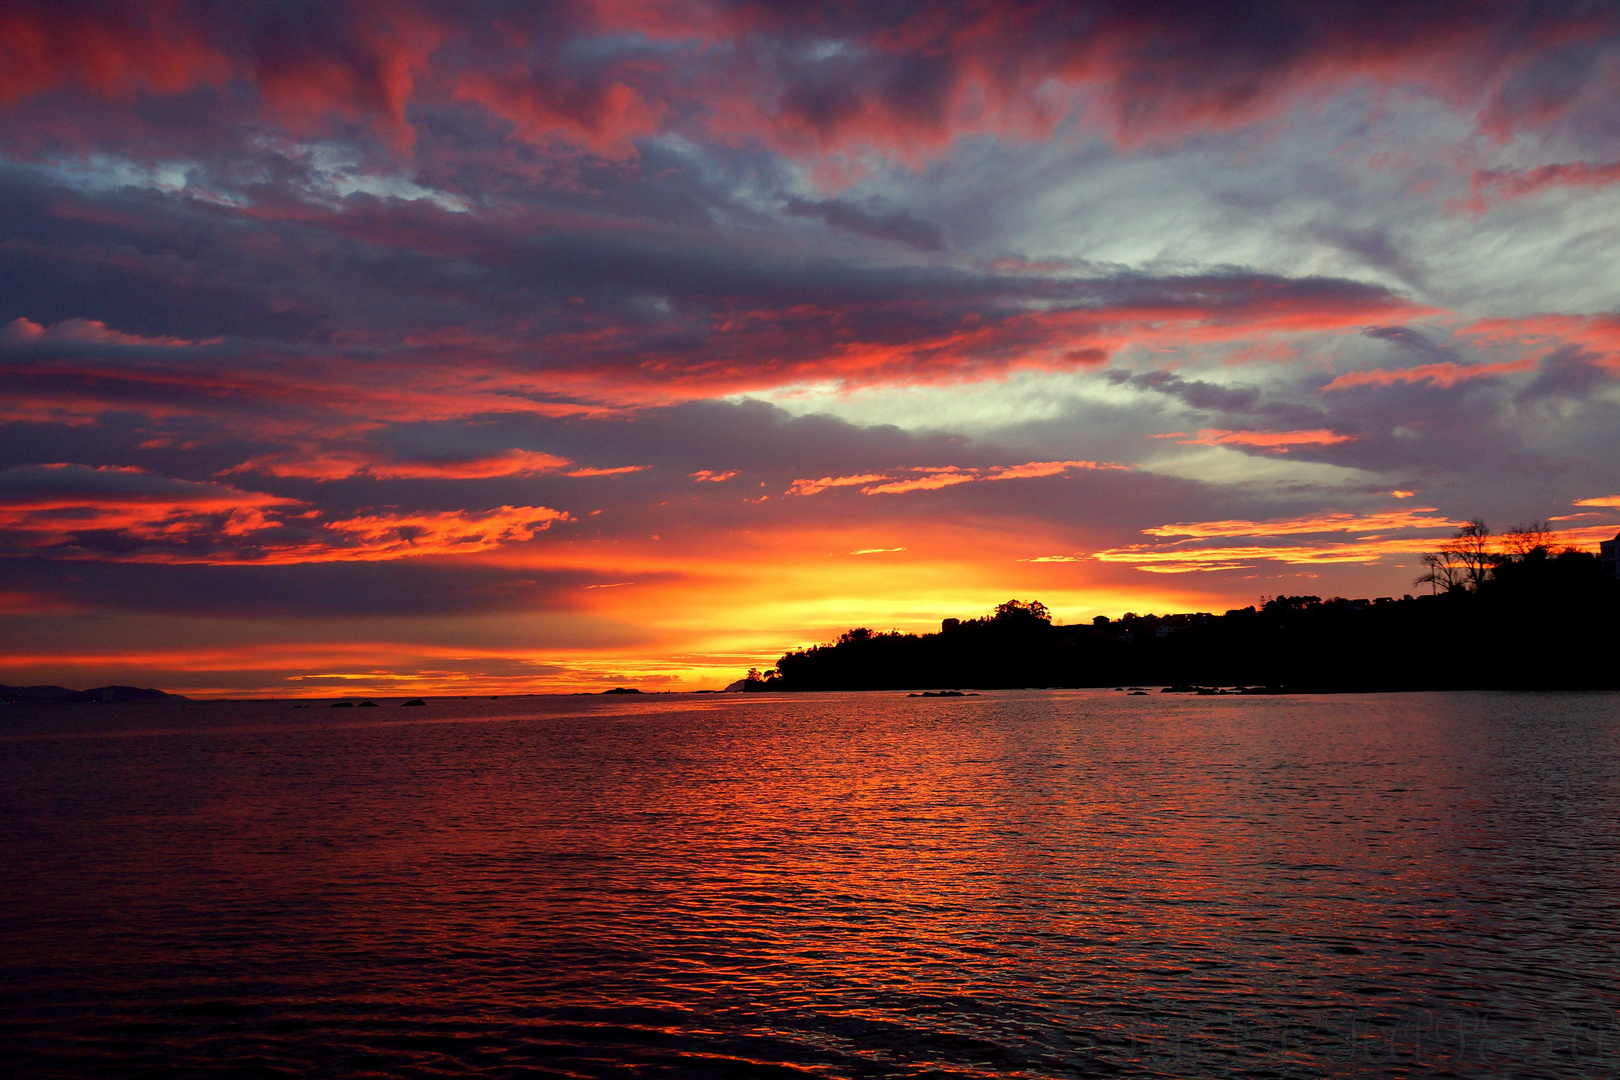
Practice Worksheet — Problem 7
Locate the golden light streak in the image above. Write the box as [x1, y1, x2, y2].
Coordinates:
[1176, 429, 1355, 450]
[1142, 508, 1458, 539]
[786, 460, 1122, 497]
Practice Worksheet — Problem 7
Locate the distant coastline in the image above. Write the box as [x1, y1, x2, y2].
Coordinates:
[740, 543, 1620, 694]
[0, 684, 181, 704]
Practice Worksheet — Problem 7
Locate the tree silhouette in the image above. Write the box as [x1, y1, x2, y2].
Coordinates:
[1419, 519, 1496, 592]
[1449, 518, 1494, 590]
[1501, 520, 1559, 560]
[1415, 550, 1462, 594]
[994, 599, 1051, 624]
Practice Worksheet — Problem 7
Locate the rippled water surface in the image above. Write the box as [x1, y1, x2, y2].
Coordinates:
[3, 690, 1618, 1078]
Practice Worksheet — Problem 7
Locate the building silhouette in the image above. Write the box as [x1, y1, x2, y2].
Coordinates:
[1603, 532, 1620, 580]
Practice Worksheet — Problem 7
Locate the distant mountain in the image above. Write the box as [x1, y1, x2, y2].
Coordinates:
[0, 684, 183, 703]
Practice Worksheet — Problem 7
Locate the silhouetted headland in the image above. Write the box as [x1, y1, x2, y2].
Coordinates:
[0, 684, 181, 703]
[741, 528, 1620, 693]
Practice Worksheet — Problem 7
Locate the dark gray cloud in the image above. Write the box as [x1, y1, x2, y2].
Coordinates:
[784, 197, 945, 251]
[0, 557, 620, 619]
[1516, 345, 1615, 403]
[1106, 369, 1262, 412]
[1363, 325, 1461, 364]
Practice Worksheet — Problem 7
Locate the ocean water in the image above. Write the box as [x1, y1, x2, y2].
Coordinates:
[2, 690, 1617, 1078]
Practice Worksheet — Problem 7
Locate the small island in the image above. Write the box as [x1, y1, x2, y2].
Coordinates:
[739, 524, 1620, 693]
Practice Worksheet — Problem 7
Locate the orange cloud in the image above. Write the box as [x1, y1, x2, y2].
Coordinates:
[0, 464, 571, 564]
[1143, 507, 1458, 539]
[784, 473, 892, 497]
[1574, 496, 1620, 508]
[1066, 506, 1467, 573]
[1090, 536, 1443, 574]
[1176, 429, 1355, 451]
[1322, 359, 1536, 391]
[1556, 522, 1620, 547]
[1085, 509, 1620, 573]
[319, 506, 572, 560]
[788, 460, 1122, 497]
[231, 449, 575, 480]
[0, 468, 299, 549]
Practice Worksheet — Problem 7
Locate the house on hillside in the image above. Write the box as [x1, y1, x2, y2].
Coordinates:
[1603, 532, 1620, 580]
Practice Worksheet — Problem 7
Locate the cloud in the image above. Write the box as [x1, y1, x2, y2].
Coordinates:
[1323, 360, 1536, 392]
[0, 463, 570, 564]
[1515, 345, 1616, 403]
[1087, 506, 1465, 573]
[5, 3, 1611, 175]
[1141, 507, 1459, 540]
[0, 557, 610, 618]
[1090, 538, 1441, 574]
[229, 449, 575, 480]
[320, 505, 572, 560]
[784, 197, 945, 251]
[2, 316, 201, 348]
[1106, 369, 1261, 412]
[784, 473, 891, 497]
[0, 161, 1425, 405]
[1174, 428, 1354, 453]
[2, 4, 1619, 692]
[787, 459, 1120, 497]
[1467, 160, 1620, 207]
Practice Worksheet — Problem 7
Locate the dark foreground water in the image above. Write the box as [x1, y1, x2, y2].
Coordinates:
[2, 691, 1617, 1078]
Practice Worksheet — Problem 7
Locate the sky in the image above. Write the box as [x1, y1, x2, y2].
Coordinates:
[2, 0, 1619, 696]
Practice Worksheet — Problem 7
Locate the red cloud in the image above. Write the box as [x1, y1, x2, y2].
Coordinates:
[3, 2, 1613, 164]
[227, 449, 575, 480]
[1323, 359, 1537, 392]
[0, 4, 229, 103]
[0, 261, 1424, 422]
[453, 72, 667, 159]
[1467, 160, 1620, 208]
[0, 463, 570, 564]
[0, 465, 299, 550]
[1459, 315, 1620, 368]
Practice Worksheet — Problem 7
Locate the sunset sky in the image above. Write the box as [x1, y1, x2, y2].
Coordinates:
[3, 1, 1619, 695]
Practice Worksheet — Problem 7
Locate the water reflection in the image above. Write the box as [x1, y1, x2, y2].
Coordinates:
[2, 691, 1617, 1077]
